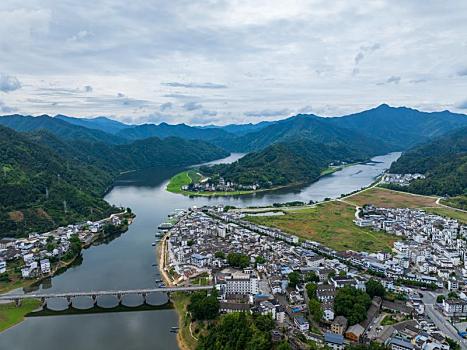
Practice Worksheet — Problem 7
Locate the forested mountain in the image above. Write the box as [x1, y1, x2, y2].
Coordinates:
[326, 104, 467, 150]
[0, 126, 228, 237]
[388, 127, 467, 199]
[200, 138, 373, 188]
[211, 114, 391, 153]
[0, 126, 117, 237]
[0, 114, 127, 144]
[55, 115, 131, 134]
[117, 122, 233, 141]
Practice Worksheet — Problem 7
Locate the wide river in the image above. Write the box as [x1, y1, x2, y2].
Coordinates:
[0, 152, 400, 350]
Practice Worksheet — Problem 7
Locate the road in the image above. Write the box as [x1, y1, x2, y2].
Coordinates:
[422, 292, 467, 350]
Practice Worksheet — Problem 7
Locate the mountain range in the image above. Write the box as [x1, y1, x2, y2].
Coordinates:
[1, 103, 467, 235]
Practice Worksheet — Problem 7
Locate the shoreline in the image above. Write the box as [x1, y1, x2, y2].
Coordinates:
[156, 232, 194, 350]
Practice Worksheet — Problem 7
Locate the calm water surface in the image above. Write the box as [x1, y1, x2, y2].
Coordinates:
[0, 152, 400, 350]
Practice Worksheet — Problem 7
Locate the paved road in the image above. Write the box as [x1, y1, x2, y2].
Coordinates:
[423, 292, 467, 350]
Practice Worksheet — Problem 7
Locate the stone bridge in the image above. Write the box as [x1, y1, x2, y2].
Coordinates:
[0, 285, 213, 307]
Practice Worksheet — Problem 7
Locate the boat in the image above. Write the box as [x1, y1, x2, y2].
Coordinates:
[151, 242, 156, 246]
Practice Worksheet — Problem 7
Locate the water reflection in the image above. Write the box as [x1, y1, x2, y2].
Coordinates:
[0, 152, 400, 350]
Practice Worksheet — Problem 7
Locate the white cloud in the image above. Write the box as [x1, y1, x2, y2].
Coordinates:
[0, 0, 466, 123]
[0, 74, 21, 93]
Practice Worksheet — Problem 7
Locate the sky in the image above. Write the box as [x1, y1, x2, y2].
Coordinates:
[0, 0, 467, 125]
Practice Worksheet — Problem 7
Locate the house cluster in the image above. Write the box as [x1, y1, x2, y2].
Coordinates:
[353, 206, 466, 291]
[0, 213, 124, 279]
[381, 174, 426, 186]
[163, 205, 466, 349]
[182, 176, 260, 193]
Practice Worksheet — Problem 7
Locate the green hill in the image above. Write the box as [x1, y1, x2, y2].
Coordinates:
[200, 137, 373, 188]
[0, 126, 228, 237]
[387, 127, 467, 206]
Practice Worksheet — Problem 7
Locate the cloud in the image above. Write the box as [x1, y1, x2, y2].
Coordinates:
[183, 101, 203, 111]
[457, 100, 467, 109]
[386, 76, 401, 84]
[0, 74, 21, 93]
[354, 52, 365, 65]
[84, 85, 93, 93]
[0, 100, 18, 113]
[377, 76, 401, 85]
[159, 102, 173, 111]
[117, 92, 125, 98]
[244, 108, 290, 118]
[161, 82, 227, 89]
[457, 68, 467, 77]
[68, 30, 92, 42]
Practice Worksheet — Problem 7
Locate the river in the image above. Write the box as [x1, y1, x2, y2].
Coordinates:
[0, 152, 400, 350]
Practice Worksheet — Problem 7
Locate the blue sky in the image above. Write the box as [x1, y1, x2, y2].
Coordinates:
[0, 0, 466, 125]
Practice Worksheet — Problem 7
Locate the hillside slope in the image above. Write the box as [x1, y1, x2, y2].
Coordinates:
[0, 126, 118, 237]
[388, 127, 467, 200]
[200, 138, 372, 188]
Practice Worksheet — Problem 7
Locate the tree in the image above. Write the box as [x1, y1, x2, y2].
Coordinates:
[253, 314, 275, 332]
[308, 298, 323, 322]
[197, 312, 272, 350]
[436, 295, 445, 303]
[306, 283, 318, 300]
[255, 256, 266, 265]
[448, 291, 459, 299]
[227, 252, 250, 269]
[366, 279, 386, 299]
[288, 271, 301, 288]
[334, 286, 371, 325]
[305, 271, 319, 283]
[214, 251, 225, 259]
[276, 341, 292, 350]
[188, 289, 219, 321]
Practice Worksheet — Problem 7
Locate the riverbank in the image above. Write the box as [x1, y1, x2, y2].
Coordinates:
[0, 299, 41, 333]
[157, 232, 197, 350]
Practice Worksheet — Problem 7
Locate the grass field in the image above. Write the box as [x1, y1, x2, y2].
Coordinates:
[424, 207, 467, 224]
[245, 201, 397, 252]
[345, 187, 439, 208]
[0, 299, 41, 332]
[171, 292, 198, 350]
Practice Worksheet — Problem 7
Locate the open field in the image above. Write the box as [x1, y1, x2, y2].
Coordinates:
[245, 201, 397, 252]
[0, 299, 41, 332]
[345, 187, 439, 208]
[424, 207, 467, 224]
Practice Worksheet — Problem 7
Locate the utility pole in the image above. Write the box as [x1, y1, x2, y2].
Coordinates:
[63, 200, 67, 214]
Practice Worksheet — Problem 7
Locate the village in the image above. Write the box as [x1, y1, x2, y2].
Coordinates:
[162, 204, 467, 350]
[182, 176, 260, 193]
[0, 211, 131, 285]
[381, 174, 426, 187]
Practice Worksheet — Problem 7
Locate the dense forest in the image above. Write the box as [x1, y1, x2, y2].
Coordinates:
[388, 127, 467, 206]
[0, 125, 228, 237]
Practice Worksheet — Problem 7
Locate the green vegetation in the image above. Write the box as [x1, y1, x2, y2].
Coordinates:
[424, 207, 467, 224]
[0, 299, 41, 332]
[227, 252, 250, 269]
[308, 299, 323, 322]
[246, 201, 397, 252]
[196, 312, 276, 350]
[200, 138, 374, 189]
[0, 124, 227, 237]
[334, 286, 371, 325]
[388, 126, 467, 201]
[366, 279, 386, 299]
[288, 271, 301, 288]
[188, 290, 220, 321]
[346, 342, 389, 350]
[442, 195, 467, 211]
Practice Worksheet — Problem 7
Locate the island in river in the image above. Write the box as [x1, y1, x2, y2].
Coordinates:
[0, 152, 400, 350]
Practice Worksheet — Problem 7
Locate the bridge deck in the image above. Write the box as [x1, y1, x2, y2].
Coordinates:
[0, 285, 213, 301]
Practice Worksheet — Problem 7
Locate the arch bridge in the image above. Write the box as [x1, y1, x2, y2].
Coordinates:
[0, 285, 213, 307]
